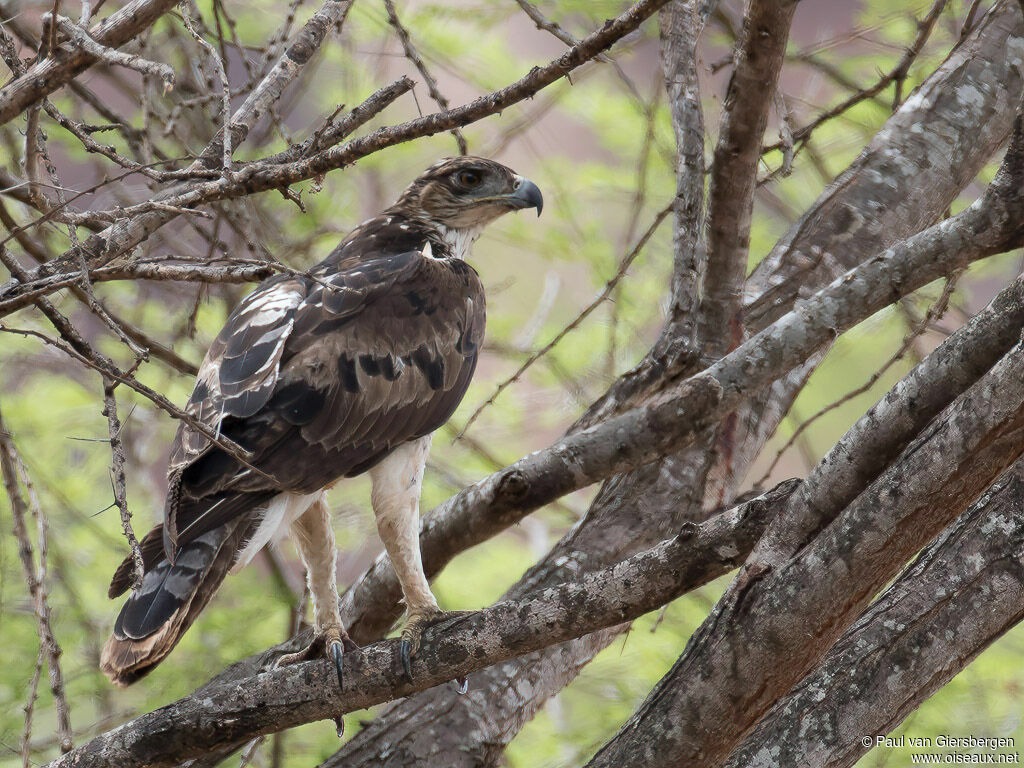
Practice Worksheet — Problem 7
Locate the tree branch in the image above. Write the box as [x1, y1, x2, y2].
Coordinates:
[723, 461, 1024, 768]
[0, 0, 180, 125]
[700, 0, 798, 359]
[588, 330, 1024, 766]
[44, 481, 797, 768]
[1, 0, 672, 306]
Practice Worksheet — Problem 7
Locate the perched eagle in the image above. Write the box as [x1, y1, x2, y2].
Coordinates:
[101, 157, 542, 686]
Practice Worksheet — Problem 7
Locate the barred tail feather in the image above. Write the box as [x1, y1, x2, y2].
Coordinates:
[101, 518, 250, 686]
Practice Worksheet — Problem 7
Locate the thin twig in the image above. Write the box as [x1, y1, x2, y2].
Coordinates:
[383, 0, 467, 154]
[102, 379, 144, 590]
[0, 404, 73, 754]
[0, 321, 275, 485]
[181, 5, 233, 174]
[456, 202, 672, 438]
[761, 0, 948, 155]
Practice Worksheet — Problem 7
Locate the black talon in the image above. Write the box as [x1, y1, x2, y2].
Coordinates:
[330, 639, 344, 690]
[333, 716, 345, 739]
[400, 639, 413, 681]
[453, 676, 469, 695]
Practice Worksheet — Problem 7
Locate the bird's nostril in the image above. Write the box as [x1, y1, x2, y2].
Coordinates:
[513, 179, 522, 190]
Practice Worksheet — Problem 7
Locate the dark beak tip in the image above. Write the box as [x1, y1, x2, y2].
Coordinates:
[511, 179, 543, 217]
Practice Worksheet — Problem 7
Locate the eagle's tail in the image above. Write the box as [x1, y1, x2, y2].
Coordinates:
[101, 519, 249, 686]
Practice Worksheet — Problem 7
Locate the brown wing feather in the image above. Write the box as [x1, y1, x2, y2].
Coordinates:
[162, 235, 484, 553]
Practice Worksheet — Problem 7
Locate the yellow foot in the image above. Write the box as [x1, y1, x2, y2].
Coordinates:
[399, 608, 472, 681]
[276, 625, 360, 690]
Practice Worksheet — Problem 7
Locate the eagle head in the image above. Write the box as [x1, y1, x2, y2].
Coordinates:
[391, 156, 543, 232]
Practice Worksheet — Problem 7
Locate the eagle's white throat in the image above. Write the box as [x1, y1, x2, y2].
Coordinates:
[438, 224, 483, 260]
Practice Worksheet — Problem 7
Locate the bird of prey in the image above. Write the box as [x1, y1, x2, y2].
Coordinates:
[101, 157, 543, 687]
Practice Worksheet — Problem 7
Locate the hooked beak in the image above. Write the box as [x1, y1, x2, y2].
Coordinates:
[506, 176, 543, 216]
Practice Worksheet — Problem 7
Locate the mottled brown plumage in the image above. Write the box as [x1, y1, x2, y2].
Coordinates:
[102, 157, 542, 686]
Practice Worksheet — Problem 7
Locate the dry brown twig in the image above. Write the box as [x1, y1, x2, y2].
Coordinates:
[102, 378, 145, 589]
[383, 0, 467, 154]
[456, 201, 673, 438]
[0, 404, 74, 756]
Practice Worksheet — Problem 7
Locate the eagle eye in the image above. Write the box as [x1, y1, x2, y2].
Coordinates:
[456, 169, 482, 188]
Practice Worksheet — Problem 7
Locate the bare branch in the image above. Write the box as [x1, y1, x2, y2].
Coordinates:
[724, 461, 1024, 768]
[701, 0, 798, 359]
[3, 0, 673, 299]
[755, 271, 959, 485]
[383, 0, 467, 154]
[762, 0, 949, 155]
[658, 0, 713, 343]
[589, 332, 1024, 766]
[0, 0, 180, 124]
[49, 14, 175, 90]
[0, 404, 73, 754]
[180, 7, 232, 174]
[193, 0, 355, 170]
[44, 481, 798, 768]
[101, 379, 144, 590]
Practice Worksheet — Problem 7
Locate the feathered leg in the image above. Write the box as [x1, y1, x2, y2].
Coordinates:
[277, 493, 357, 688]
[370, 436, 468, 681]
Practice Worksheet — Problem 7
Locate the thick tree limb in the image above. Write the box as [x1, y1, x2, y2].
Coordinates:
[588, 330, 1024, 766]
[747, 0, 1024, 329]
[0, 0, 180, 125]
[658, 0, 710, 347]
[577, 0, 1024, 437]
[44, 482, 797, 768]
[715, 0, 1024, 504]
[723, 461, 1024, 768]
[749, 271, 1024, 572]
[701, 0, 798, 359]
[585, 110, 1024, 763]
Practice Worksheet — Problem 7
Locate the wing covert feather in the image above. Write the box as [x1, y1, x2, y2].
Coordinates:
[164, 241, 485, 551]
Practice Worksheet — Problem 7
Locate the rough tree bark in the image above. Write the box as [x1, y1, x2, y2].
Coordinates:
[585, 101, 1024, 767]
[589, 315, 1024, 767]
[723, 460, 1024, 768]
[45, 482, 799, 768]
